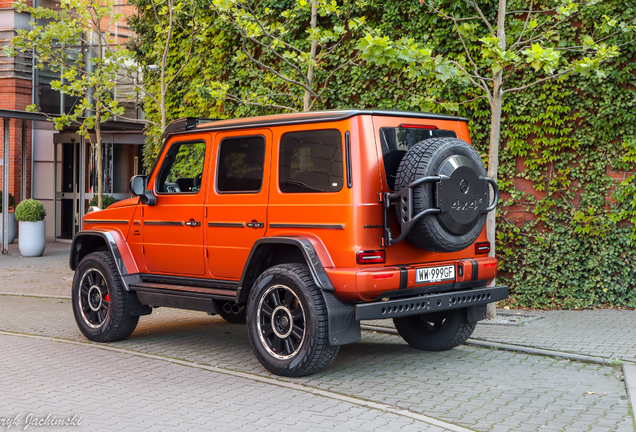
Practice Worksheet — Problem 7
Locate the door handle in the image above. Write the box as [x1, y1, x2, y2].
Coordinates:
[246, 222, 264, 228]
[185, 220, 201, 227]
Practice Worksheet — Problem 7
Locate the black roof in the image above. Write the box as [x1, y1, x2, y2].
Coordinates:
[164, 109, 468, 138]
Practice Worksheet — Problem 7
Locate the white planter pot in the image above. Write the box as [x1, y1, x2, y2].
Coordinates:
[18, 220, 46, 257]
[0, 212, 17, 244]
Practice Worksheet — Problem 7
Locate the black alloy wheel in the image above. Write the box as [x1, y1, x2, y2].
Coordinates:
[72, 251, 139, 342]
[256, 284, 306, 359]
[78, 267, 110, 328]
[247, 264, 339, 377]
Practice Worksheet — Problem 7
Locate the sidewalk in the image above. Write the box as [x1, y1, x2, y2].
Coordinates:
[0, 242, 635, 431]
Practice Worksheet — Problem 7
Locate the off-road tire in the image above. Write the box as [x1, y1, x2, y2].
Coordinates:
[72, 251, 139, 342]
[393, 308, 475, 351]
[247, 264, 339, 377]
[395, 137, 487, 252]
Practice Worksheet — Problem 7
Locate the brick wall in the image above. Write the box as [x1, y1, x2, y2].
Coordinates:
[0, 77, 33, 204]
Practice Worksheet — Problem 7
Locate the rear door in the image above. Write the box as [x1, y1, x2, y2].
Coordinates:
[205, 130, 271, 279]
[143, 134, 209, 275]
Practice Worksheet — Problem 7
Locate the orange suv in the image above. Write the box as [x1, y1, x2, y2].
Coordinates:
[70, 110, 507, 376]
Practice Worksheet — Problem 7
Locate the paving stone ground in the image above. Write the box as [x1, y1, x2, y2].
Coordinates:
[1, 242, 635, 431]
[0, 295, 632, 432]
[0, 333, 435, 432]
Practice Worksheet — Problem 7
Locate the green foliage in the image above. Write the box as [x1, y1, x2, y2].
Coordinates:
[15, 199, 47, 222]
[0, 192, 16, 213]
[133, 0, 636, 309]
[89, 195, 117, 209]
[7, 0, 126, 136]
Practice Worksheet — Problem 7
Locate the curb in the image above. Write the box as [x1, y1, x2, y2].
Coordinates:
[0, 292, 71, 300]
[623, 364, 636, 428]
[360, 324, 634, 366]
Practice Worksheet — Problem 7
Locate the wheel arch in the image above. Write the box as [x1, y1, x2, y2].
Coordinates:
[70, 230, 139, 290]
[236, 236, 334, 305]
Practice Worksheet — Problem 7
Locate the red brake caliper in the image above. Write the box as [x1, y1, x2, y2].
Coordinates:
[104, 294, 110, 302]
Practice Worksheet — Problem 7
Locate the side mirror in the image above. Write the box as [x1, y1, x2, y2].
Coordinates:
[129, 175, 156, 206]
[129, 175, 146, 196]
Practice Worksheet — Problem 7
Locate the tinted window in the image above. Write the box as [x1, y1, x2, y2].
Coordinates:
[279, 129, 343, 193]
[217, 136, 265, 193]
[380, 127, 456, 190]
[157, 141, 206, 194]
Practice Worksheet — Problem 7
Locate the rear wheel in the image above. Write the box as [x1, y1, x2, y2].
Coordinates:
[247, 264, 339, 377]
[72, 251, 139, 342]
[393, 309, 475, 351]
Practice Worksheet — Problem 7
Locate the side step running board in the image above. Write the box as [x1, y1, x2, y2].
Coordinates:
[130, 282, 239, 313]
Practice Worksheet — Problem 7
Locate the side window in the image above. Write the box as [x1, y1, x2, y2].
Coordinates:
[380, 127, 456, 190]
[279, 129, 343, 193]
[156, 141, 206, 194]
[217, 136, 266, 193]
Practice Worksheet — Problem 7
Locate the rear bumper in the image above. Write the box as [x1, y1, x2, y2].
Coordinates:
[355, 285, 509, 321]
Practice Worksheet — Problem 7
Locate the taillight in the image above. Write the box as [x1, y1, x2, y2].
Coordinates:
[356, 250, 386, 265]
[475, 242, 491, 254]
[398, 123, 437, 130]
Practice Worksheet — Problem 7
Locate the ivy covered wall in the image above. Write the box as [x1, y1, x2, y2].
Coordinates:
[129, 0, 636, 309]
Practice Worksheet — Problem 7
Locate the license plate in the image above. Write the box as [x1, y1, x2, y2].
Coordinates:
[416, 265, 455, 284]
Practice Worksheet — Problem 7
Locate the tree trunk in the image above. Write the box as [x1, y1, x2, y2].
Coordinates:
[303, 1, 318, 112]
[486, 0, 507, 319]
[160, 0, 173, 129]
[95, 106, 103, 210]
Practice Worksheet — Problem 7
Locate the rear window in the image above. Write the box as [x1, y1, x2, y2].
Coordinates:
[279, 129, 343, 193]
[380, 127, 456, 190]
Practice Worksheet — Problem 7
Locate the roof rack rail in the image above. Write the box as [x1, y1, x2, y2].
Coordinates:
[163, 117, 216, 138]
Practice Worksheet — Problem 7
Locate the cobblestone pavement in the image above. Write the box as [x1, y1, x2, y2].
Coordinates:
[0, 295, 632, 432]
[366, 307, 636, 363]
[0, 333, 438, 432]
[0, 241, 73, 297]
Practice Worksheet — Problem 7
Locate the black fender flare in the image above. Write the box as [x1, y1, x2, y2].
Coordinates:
[238, 236, 360, 347]
[237, 236, 334, 303]
[70, 230, 133, 290]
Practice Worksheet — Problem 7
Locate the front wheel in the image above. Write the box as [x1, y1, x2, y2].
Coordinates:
[72, 251, 139, 342]
[246, 264, 339, 377]
[393, 308, 475, 351]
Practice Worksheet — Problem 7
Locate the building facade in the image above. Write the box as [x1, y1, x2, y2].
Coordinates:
[0, 0, 144, 241]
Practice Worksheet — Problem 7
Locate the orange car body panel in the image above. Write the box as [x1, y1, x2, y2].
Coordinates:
[80, 111, 496, 302]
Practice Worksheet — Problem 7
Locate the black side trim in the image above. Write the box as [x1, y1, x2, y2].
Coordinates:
[269, 223, 344, 230]
[144, 221, 184, 226]
[208, 222, 245, 228]
[140, 274, 240, 290]
[357, 286, 509, 321]
[83, 220, 129, 225]
[345, 131, 352, 188]
[471, 260, 478, 281]
[399, 268, 408, 290]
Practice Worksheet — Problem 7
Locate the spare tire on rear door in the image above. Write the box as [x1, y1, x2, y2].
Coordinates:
[394, 137, 490, 252]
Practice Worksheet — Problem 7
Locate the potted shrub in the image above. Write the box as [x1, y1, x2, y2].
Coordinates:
[88, 194, 117, 209]
[15, 199, 47, 257]
[0, 191, 16, 244]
